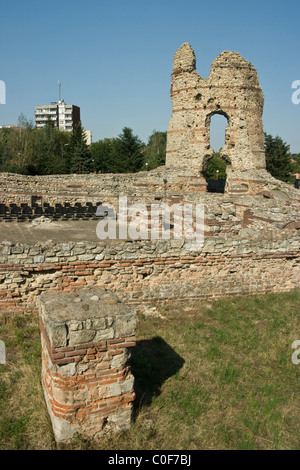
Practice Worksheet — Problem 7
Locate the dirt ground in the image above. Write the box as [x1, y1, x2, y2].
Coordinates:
[0, 219, 102, 245]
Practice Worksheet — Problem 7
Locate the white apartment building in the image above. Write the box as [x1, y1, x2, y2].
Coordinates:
[35, 100, 80, 132]
[83, 129, 92, 145]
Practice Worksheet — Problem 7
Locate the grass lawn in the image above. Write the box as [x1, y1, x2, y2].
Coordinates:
[0, 289, 300, 450]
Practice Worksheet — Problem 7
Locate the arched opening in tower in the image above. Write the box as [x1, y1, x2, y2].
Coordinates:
[204, 113, 230, 193]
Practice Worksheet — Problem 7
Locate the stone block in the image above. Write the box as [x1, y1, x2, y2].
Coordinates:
[39, 287, 136, 443]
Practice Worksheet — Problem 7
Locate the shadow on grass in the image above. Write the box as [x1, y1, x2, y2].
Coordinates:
[131, 336, 184, 416]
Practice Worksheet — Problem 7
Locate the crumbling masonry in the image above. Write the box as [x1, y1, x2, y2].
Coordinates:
[167, 42, 266, 172]
[0, 43, 299, 443]
[39, 287, 136, 443]
[0, 43, 299, 316]
[166, 43, 273, 195]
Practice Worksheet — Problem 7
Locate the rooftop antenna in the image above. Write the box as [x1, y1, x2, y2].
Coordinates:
[58, 80, 62, 102]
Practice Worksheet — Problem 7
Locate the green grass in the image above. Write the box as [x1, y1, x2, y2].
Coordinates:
[0, 314, 55, 450]
[0, 290, 300, 450]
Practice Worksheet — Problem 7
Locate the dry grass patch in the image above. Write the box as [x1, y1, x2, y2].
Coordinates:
[1, 290, 300, 450]
[0, 314, 55, 450]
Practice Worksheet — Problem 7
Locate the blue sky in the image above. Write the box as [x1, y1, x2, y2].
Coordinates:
[1, 0, 299, 152]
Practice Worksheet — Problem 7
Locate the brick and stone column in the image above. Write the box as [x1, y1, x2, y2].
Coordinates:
[39, 287, 136, 443]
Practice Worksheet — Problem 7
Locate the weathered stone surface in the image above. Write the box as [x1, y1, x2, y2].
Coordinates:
[39, 288, 135, 345]
[0, 44, 299, 318]
[166, 43, 266, 174]
[39, 288, 136, 443]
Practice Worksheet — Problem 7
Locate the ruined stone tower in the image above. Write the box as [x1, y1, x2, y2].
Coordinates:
[166, 43, 266, 174]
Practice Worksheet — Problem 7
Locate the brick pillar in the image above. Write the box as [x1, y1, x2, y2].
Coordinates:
[39, 287, 136, 443]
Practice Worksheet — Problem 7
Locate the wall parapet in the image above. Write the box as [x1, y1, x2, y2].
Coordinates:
[0, 231, 299, 315]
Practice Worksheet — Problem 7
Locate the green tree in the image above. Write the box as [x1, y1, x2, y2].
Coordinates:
[6, 114, 35, 173]
[70, 139, 93, 174]
[264, 133, 292, 182]
[32, 122, 71, 174]
[90, 138, 117, 173]
[0, 127, 15, 169]
[290, 153, 300, 174]
[69, 122, 92, 173]
[143, 130, 166, 170]
[204, 150, 227, 179]
[110, 127, 144, 173]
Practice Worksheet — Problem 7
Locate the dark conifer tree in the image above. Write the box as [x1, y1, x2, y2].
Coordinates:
[264, 133, 292, 182]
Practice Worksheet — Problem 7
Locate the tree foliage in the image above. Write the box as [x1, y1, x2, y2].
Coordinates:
[0, 114, 35, 174]
[110, 127, 145, 173]
[90, 129, 166, 174]
[290, 153, 300, 173]
[32, 121, 70, 175]
[143, 130, 167, 170]
[90, 127, 145, 173]
[90, 138, 118, 173]
[264, 133, 292, 182]
[68, 122, 92, 174]
[0, 116, 92, 175]
[0, 116, 167, 175]
[204, 150, 227, 180]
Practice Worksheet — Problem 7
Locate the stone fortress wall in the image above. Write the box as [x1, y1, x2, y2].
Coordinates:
[0, 186, 299, 316]
[0, 43, 299, 316]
